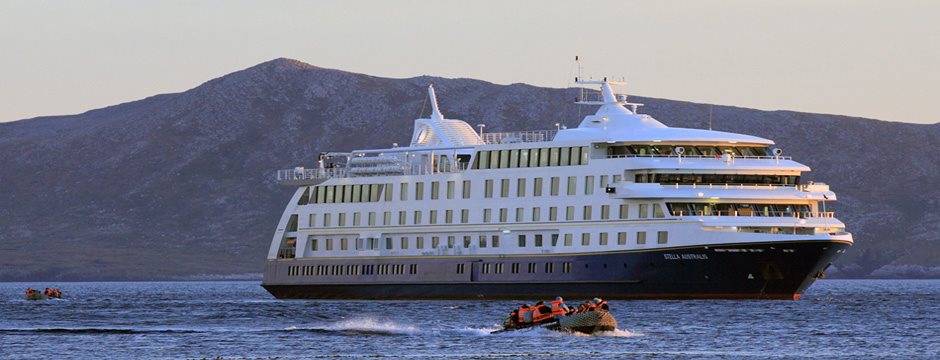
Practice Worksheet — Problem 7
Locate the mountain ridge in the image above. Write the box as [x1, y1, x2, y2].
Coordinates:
[2, 58, 938, 280]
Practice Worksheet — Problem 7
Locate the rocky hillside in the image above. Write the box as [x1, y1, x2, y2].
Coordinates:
[1, 58, 938, 280]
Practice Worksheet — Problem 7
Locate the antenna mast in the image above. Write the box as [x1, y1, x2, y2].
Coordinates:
[708, 105, 713, 131]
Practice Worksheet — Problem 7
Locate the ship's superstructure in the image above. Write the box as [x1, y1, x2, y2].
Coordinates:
[262, 80, 852, 300]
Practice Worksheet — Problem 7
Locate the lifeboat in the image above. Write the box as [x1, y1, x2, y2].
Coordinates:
[494, 298, 617, 334]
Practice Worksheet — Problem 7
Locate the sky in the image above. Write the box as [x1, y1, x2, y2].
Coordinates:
[1, 0, 938, 124]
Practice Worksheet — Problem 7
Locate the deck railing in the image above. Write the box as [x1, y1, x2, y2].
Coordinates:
[673, 211, 835, 218]
[608, 154, 792, 161]
[482, 130, 557, 144]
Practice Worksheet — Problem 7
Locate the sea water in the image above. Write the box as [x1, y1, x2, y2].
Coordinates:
[1, 280, 938, 359]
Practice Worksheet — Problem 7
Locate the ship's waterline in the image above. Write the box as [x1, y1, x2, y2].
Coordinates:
[263, 80, 852, 299]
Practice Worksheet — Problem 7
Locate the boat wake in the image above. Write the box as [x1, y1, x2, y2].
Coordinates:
[282, 317, 639, 338]
[492, 326, 643, 337]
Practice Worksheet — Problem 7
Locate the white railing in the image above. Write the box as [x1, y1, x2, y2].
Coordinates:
[276, 161, 471, 183]
[674, 210, 835, 218]
[482, 130, 557, 144]
[608, 154, 792, 160]
[276, 168, 346, 182]
[666, 183, 797, 190]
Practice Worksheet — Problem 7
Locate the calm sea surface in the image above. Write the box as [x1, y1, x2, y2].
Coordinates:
[1, 280, 938, 359]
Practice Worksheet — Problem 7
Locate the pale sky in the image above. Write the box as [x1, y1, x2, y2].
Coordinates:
[1, 0, 938, 124]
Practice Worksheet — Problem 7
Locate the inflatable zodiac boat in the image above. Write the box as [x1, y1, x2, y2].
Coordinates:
[494, 297, 617, 334]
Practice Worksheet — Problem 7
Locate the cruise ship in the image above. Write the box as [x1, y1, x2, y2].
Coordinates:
[262, 79, 852, 300]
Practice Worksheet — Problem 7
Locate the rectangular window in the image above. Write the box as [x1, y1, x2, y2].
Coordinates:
[400, 182, 408, 201]
[384, 183, 392, 201]
[311, 238, 318, 251]
[600, 232, 609, 246]
[401, 236, 409, 250]
[368, 212, 376, 226]
[566, 206, 575, 221]
[343, 186, 352, 203]
[528, 263, 537, 273]
[309, 214, 316, 227]
[619, 204, 629, 219]
[386, 237, 393, 250]
[570, 147, 581, 165]
[446, 181, 455, 199]
[580, 146, 589, 164]
[539, 148, 550, 167]
[567, 176, 577, 195]
[384, 211, 391, 225]
[501, 179, 510, 197]
[583, 205, 592, 220]
[637, 231, 647, 245]
[560, 147, 570, 166]
[414, 210, 422, 224]
[447, 236, 455, 248]
[600, 175, 608, 189]
[618, 232, 627, 245]
[492, 235, 500, 248]
[431, 181, 440, 200]
[461, 209, 469, 223]
[479, 235, 487, 248]
[585, 176, 595, 195]
[520, 148, 530, 168]
[338, 213, 346, 227]
[483, 209, 492, 223]
[316, 186, 325, 203]
[415, 182, 424, 201]
[509, 149, 520, 168]
[653, 204, 665, 218]
[516, 178, 526, 197]
[563, 262, 571, 273]
[613, 175, 622, 183]
[550, 177, 560, 196]
[445, 210, 453, 224]
[499, 208, 508, 222]
[515, 208, 524, 222]
[353, 212, 361, 226]
[352, 184, 362, 202]
[532, 207, 541, 221]
[432, 236, 440, 248]
[564, 233, 573, 246]
[490, 150, 500, 169]
[535, 234, 543, 247]
[484, 179, 494, 198]
[601, 205, 610, 220]
[429, 210, 438, 224]
[518, 234, 526, 247]
[549, 147, 560, 166]
[658, 231, 668, 244]
[512, 263, 520, 274]
[478, 151, 489, 169]
[464, 236, 472, 248]
[582, 233, 590, 246]
[639, 204, 649, 219]
[549, 207, 557, 221]
[341, 238, 349, 250]
[551, 234, 559, 246]
[323, 213, 332, 227]
[416, 236, 425, 249]
[398, 211, 406, 225]
[462, 180, 471, 199]
[533, 178, 543, 196]
[499, 150, 510, 169]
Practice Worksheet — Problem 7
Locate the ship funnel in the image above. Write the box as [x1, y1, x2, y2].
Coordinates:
[428, 84, 444, 121]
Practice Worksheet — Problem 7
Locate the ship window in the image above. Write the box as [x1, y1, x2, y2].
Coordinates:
[326, 238, 333, 251]
[583, 206, 592, 220]
[601, 205, 610, 220]
[489, 150, 500, 169]
[528, 263, 537, 273]
[447, 236, 455, 248]
[499, 208, 508, 222]
[570, 147, 582, 165]
[559, 147, 570, 166]
[297, 187, 310, 205]
[325, 186, 335, 203]
[658, 231, 668, 244]
[512, 263, 520, 274]
[341, 238, 348, 250]
[492, 235, 500, 248]
[619, 204, 629, 219]
[415, 182, 424, 201]
[567, 176, 577, 195]
[463, 180, 472, 199]
[551, 234, 559, 246]
[600, 233, 608, 246]
[580, 146, 589, 164]
[533, 177, 543, 196]
[414, 210, 422, 224]
[323, 213, 331, 227]
[550, 177, 560, 196]
[549, 147, 560, 166]
[617, 232, 627, 245]
[308, 214, 316, 227]
[482, 263, 490, 274]
[464, 236, 472, 248]
[638, 204, 649, 219]
[343, 185, 352, 203]
[353, 212, 361, 226]
[495, 263, 504, 274]
[600, 175, 608, 189]
[483, 209, 492, 223]
[352, 185, 362, 202]
[445, 210, 453, 224]
[566, 206, 574, 221]
[431, 181, 440, 200]
[520, 149, 530, 168]
[384, 211, 391, 225]
[563, 262, 571, 273]
[461, 209, 469, 223]
[548, 207, 557, 221]
[582, 233, 590, 246]
[484, 179, 493, 198]
[382, 183, 390, 202]
[539, 148, 551, 167]
[416, 237, 424, 249]
[613, 175, 622, 183]
[432, 236, 440, 248]
[533, 207, 542, 221]
[400, 182, 408, 201]
[509, 149, 520, 168]
[338, 213, 346, 226]
[316, 186, 325, 203]
[446, 181, 455, 199]
[518, 234, 526, 247]
[535, 234, 543, 247]
[501, 179, 510, 197]
[479, 235, 487, 248]
[499, 150, 510, 169]
[584, 176, 595, 195]
[564, 234, 573, 246]
[515, 208, 524, 222]
[457, 264, 465, 274]
[398, 211, 406, 225]
[429, 210, 438, 224]
[516, 178, 526, 197]
[401, 237, 409, 249]
[478, 151, 489, 169]
[386, 237, 393, 250]
[637, 232, 647, 245]
[310, 238, 318, 251]
[528, 148, 539, 167]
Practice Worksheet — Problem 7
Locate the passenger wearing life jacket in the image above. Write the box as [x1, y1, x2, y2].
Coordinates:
[595, 298, 609, 311]
[530, 301, 556, 323]
[44, 288, 52, 296]
[516, 304, 534, 324]
[549, 296, 569, 317]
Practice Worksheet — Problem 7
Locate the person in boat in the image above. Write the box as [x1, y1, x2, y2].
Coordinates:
[515, 304, 533, 325]
[595, 298, 609, 311]
[44, 288, 52, 297]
